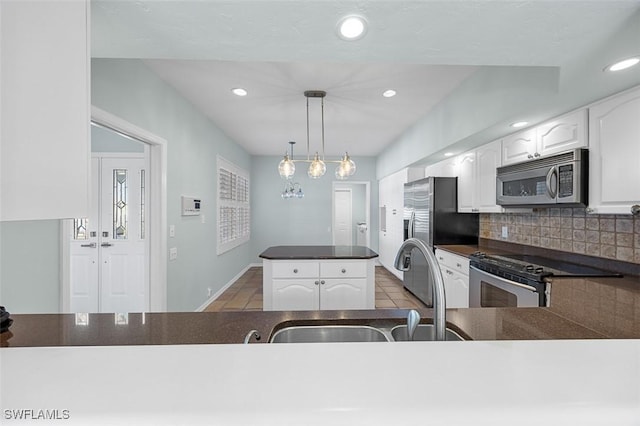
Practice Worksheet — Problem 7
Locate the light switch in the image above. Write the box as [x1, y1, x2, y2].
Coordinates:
[169, 225, 175, 237]
[169, 247, 178, 260]
[501, 226, 508, 239]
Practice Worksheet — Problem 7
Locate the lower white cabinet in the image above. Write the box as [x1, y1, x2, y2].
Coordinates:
[263, 259, 375, 311]
[435, 249, 470, 308]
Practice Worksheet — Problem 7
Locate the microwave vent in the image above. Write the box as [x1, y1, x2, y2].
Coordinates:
[498, 149, 584, 175]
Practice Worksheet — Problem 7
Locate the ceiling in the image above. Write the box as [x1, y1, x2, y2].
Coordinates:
[91, 0, 640, 158]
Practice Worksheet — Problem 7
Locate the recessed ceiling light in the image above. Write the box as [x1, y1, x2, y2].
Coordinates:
[510, 121, 529, 128]
[231, 88, 248, 97]
[605, 57, 640, 72]
[444, 152, 454, 157]
[382, 89, 397, 98]
[337, 15, 367, 41]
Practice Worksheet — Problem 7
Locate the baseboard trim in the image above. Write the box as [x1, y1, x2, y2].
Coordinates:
[195, 263, 262, 312]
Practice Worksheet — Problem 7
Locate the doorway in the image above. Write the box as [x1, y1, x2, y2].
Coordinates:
[332, 181, 370, 247]
[61, 107, 167, 313]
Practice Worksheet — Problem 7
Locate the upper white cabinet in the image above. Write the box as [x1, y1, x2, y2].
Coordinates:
[457, 139, 503, 213]
[1, 1, 90, 221]
[588, 86, 640, 215]
[502, 109, 587, 166]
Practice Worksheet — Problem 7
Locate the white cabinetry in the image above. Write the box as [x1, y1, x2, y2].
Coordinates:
[502, 109, 587, 166]
[264, 259, 375, 311]
[457, 140, 504, 213]
[435, 249, 469, 308]
[0, 1, 90, 221]
[378, 168, 424, 279]
[588, 86, 640, 215]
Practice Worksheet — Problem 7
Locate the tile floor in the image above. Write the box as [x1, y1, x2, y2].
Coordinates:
[204, 266, 427, 312]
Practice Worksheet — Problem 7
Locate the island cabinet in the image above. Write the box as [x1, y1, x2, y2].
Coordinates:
[260, 246, 378, 311]
[587, 85, 640, 215]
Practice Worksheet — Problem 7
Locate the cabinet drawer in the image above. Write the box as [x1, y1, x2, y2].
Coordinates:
[272, 262, 319, 279]
[320, 261, 367, 278]
[435, 249, 469, 275]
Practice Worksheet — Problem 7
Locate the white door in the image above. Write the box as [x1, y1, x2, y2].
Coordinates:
[69, 156, 148, 313]
[333, 188, 353, 246]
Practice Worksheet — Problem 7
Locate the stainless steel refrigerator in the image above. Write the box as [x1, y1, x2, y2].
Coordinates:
[402, 177, 478, 306]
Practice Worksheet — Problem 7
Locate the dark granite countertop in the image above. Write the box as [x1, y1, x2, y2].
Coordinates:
[0, 307, 611, 348]
[259, 245, 379, 260]
[3, 241, 638, 348]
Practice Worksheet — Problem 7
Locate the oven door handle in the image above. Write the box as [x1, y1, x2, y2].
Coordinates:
[469, 265, 538, 292]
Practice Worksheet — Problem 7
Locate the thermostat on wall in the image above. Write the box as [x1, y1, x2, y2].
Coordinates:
[181, 196, 201, 216]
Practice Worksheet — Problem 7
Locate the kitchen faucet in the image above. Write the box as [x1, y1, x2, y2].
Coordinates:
[243, 330, 261, 344]
[406, 309, 421, 341]
[394, 238, 446, 341]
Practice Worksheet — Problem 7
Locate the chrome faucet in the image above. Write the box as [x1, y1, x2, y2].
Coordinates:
[406, 309, 421, 341]
[243, 329, 261, 344]
[394, 238, 446, 341]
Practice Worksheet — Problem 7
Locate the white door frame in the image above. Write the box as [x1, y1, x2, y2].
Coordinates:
[61, 106, 168, 312]
[332, 181, 370, 247]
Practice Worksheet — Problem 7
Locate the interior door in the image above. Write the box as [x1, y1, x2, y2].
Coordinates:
[333, 188, 353, 246]
[69, 156, 148, 313]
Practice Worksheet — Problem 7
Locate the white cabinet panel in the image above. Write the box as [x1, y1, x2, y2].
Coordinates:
[272, 279, 319, 311]
[435, 249, 469, 309]
[442, 268, 469, 309]
[502, 109, 587, 166]
[475, 140, 504, 213]
[272, 262, 319, 279]
[502, 128, 537, 165]
[321, 278, 368, 310]
[537, 109, 587, 157]
[0, 0, 90, 221]
[588, 86, 640, 215]
[457, 139, 503, 213]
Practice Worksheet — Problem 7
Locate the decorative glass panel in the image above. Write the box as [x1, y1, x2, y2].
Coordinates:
[140, 169, 146, 240]
[73, 218, 89, 240]
[113, 169, 128, 240]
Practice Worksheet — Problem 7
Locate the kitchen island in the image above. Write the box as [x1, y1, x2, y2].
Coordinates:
[259, 245, 379, 311]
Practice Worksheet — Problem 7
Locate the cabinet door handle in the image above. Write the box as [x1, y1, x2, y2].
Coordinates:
[101, 243, 113, 247]
[80, 243, 96, 248]
[341, 268, 346, 273]
[527, 154, 534, 159]
[446, 270, 453, 275]
[293, 269, 298, 274]
[320, 280, 325, 285]
[534, 152, 541, 157]
[631, 205, 640, 216]
[315, 280, 319, 285]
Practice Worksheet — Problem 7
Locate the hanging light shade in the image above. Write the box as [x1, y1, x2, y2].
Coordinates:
[340, 152, 356, 176]
[278, 153, 295, 179]
[335, 163, 348, 180]
[308, 152, 326, 178]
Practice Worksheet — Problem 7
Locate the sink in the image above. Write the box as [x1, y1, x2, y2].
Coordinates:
[390, 324, 465, 341]
[270, 325, 391, 343]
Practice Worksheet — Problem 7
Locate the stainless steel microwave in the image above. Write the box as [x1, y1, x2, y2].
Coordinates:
[496, 148, 588, 207]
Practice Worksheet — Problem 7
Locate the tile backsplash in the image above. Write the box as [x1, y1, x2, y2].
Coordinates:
[480, 208, 640, 264]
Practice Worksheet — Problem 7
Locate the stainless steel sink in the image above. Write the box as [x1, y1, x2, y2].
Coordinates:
[270, 325, 391, 343]
[390, 324, 465, 341]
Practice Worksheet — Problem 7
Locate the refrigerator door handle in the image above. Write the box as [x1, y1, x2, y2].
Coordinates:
[408, 210, 415, 239]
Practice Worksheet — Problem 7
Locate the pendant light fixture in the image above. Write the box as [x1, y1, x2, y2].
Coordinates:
[277, 90, 356, 182]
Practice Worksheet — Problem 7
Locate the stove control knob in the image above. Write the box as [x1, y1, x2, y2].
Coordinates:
[525, 265, 535, 271]
[535, 267, 544, 274]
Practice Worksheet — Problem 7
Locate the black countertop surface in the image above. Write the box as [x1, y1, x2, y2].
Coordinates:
[259, 245, 379, 260]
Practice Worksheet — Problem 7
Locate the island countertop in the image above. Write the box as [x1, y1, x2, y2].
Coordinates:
[259, 245, 379, 260]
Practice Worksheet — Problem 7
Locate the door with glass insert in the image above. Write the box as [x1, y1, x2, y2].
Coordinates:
[70, 156, 148, 313]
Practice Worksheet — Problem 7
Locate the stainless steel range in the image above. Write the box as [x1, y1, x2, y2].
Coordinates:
[469, 252, 622, 308]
